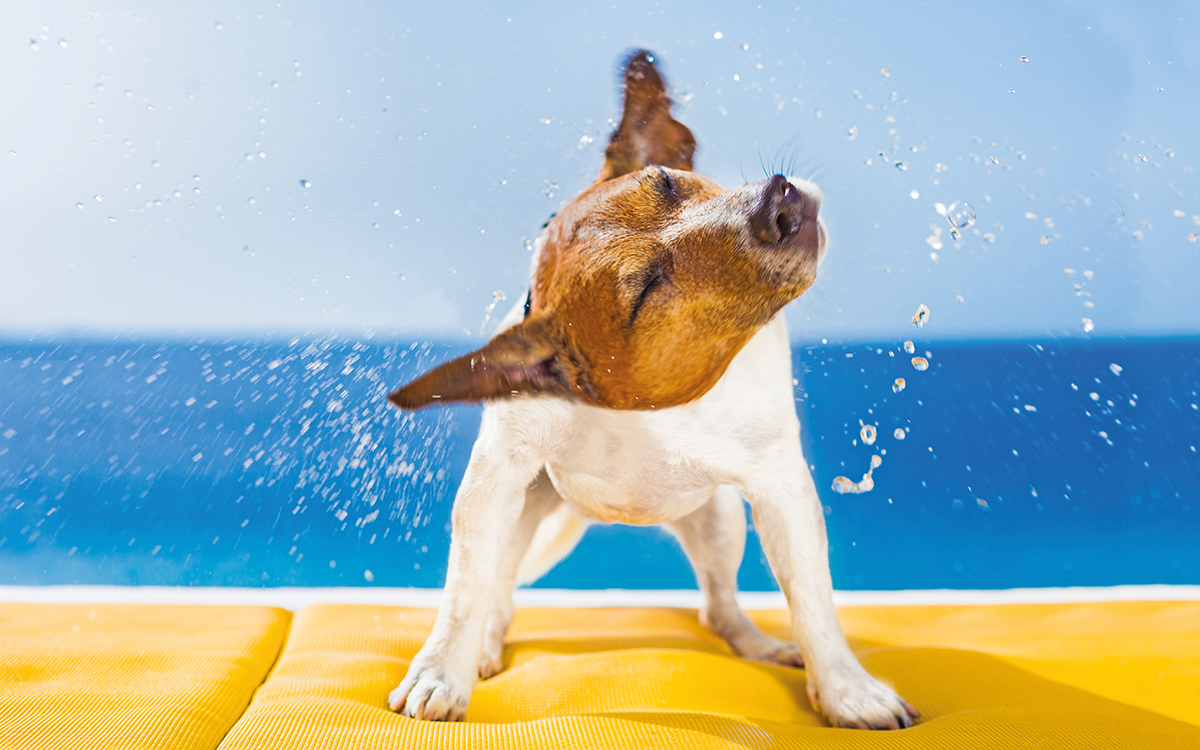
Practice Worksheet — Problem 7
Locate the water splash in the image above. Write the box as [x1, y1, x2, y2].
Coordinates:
[479, 290, 508, 334]
[831, 454, 883, 494]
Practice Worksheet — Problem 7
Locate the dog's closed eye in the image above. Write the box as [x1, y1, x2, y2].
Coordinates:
[659, 169, 680, 202]
[629, 261, 672, 327]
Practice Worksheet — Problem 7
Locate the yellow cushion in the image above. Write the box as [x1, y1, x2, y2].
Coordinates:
[0, 603, 290, 750]
[218, 602, 1200, 749]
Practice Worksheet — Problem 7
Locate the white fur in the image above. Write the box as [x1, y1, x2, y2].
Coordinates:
[390, 293, 915, 728]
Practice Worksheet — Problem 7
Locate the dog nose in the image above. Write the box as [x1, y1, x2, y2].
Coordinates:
[749, 175, 815, 245]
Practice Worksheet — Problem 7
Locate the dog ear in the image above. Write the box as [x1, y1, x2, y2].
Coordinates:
[597, 50, 696, 182]
[387, 317, 569, 410]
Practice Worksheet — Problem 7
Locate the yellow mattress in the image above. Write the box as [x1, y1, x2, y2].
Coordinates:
[216, 601, 1200, 749]
[0, 603, 290, 750]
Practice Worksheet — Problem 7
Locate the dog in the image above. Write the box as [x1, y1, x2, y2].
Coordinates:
[385, 50, 917, 730]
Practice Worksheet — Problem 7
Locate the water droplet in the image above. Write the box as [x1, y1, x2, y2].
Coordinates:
[94, 194, 103, 202]
[151, 160, 160, 168]
[300, 179, 311, 188]
[394, 209, 401, 215]
[271, 81, 279, 88]
[894, 161, 907, 171]
[945, 200, 976, 230]
[57, 38, 68, 48]
[94, 82, 104, 91]
[870, 454, 882, 469]
[1081, 318, 1094, 333]
[911, 356, 929, 372]
[846, 125, 858, 140]
[1109, 363, 1122, 376]
[904, 340, 915, 354]
[713, 31, 724, 39]
[124, 90, 133, 98]
[949, 228, 960, 241]
[831, 476, 858, 494]
[1009, 88, 1016, 94]
[247, 197, 256, 205]
[860, 425, 877, 445]
[129, 255, 137, 262]
[479, 290, 509, 334]
[107, 216, 116, 222]
[1158, 86, 1164, 92]
[892, 378, 906, 393]
[893, 428, 906, 440]
[193, 187, 201, 193]
[910, 189, 919, 199]
[173, 190, 182, 198]
[1020, 56, 1029, 63]
[29, 39, 38, 50]
[911, 304, 930, 328]
[214, 21, 223, 30]
[363, 569, 374, 582]
[880, 67, 890, 77]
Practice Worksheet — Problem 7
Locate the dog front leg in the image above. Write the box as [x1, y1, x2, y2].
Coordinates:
[742, 444, 918, 730]
[388, 450, 541, 721]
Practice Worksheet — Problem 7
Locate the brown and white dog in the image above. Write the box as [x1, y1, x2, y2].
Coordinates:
[386, 51, 917, 730]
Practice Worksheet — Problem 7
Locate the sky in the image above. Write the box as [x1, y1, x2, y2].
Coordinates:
[2, 1, 1198, 344]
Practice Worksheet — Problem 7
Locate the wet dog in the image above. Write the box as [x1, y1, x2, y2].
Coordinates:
[386, 50, 917, 730]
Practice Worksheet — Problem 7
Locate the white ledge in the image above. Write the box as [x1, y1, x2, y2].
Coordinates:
[0, 584, 1196, 611]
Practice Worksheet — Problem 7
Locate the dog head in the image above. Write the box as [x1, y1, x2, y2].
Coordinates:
[390, 50, 826, 411]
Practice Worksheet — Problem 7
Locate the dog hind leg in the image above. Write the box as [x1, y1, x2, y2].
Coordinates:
[478, 467, 572, 678]
[668, 485, 804, 667]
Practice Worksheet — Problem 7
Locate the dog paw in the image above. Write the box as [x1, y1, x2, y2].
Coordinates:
[388, 663, 471, 721]
[478, 648, 503, 679]
[808, 665, 918, 730]
[731, 632, 804, 668]
[754, 639, 805, 668]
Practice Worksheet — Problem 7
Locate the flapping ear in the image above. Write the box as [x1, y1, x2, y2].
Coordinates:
[388, 317, 568, 410]
[597, 50, 696, 183]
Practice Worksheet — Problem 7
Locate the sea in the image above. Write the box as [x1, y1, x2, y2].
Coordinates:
[1, 336, 1197, 591]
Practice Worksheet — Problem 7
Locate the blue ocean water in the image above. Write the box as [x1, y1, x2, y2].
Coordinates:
[0, 337, 1196, 590]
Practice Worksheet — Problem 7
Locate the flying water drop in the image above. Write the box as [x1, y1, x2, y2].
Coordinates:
[892, 378, 906, 393]
[893, 428, 906, 440]
[911, 304, 929, 328]
[911, 357, 929, 372]
[946, 201, 976, 230]
[903, 341, 915, 354]
[860, 425, 877, 445]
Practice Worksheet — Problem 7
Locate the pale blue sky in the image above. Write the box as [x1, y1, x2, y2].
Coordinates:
[2, 1, 1198, 343]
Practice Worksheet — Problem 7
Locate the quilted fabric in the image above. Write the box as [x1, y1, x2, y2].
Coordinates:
[0, 603, 290, 750]
[216, 602, 1200, 749]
